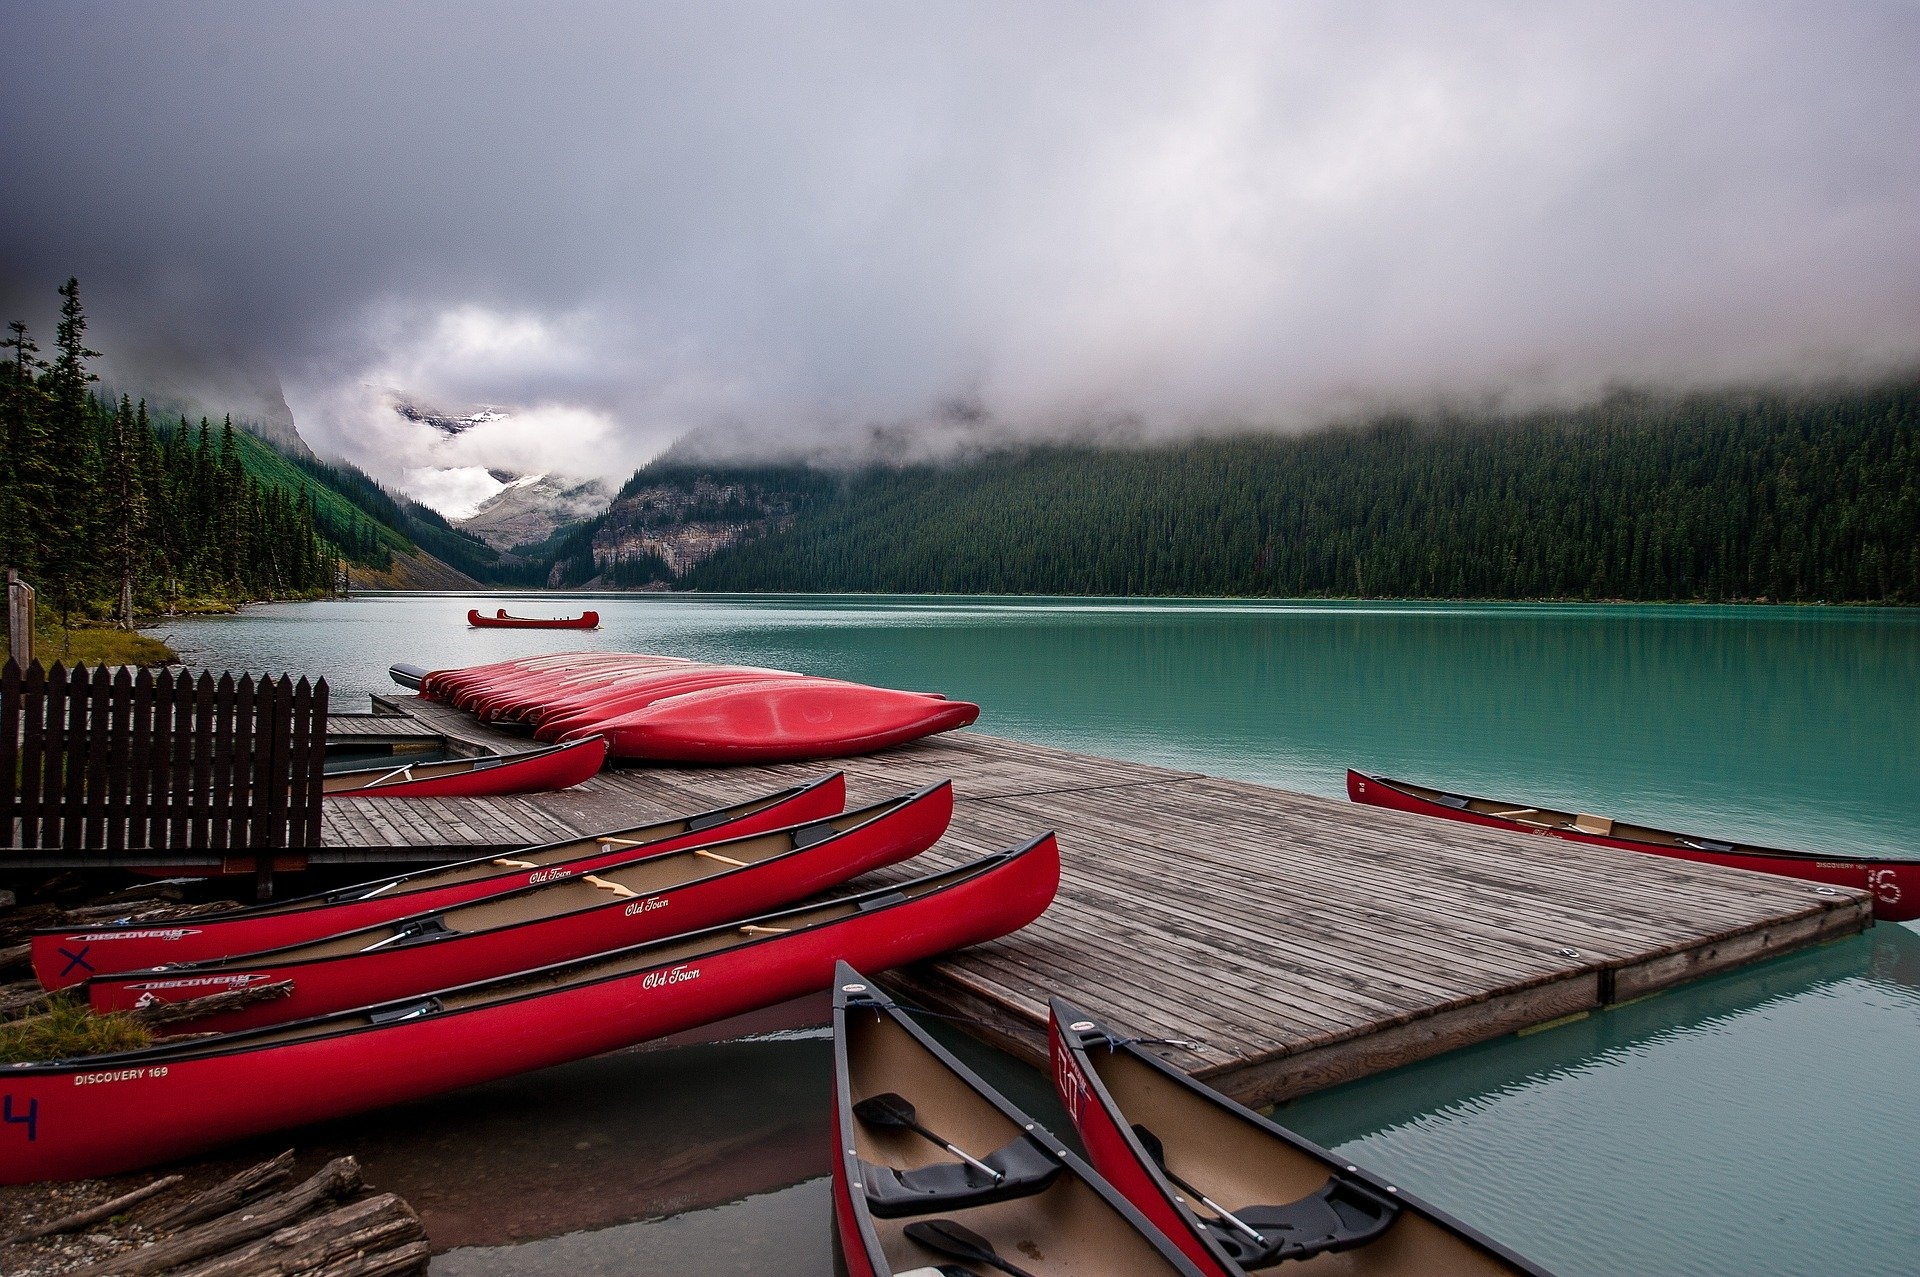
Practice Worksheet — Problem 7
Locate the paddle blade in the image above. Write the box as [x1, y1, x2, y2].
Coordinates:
[854, 1091, 920, 1131]
[904, 1219, 999, 1265]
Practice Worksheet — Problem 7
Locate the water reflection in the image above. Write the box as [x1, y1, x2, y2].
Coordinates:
[1280, 924, 1920, 1277]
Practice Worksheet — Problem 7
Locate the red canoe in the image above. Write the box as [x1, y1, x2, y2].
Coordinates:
[565, 678, 980, 763]
[530, 666, 809, 741]
[832, 964, 1204, 1277]
[91, 783, 954, 1033]
[1047, 1003, 1550, 1275]
[1, 835, 1059, 1184]
[467, 608, 600, 629]
[324, 736, 607, 798]
[31, 773, 845, 989]
[1347, 770, 1919, 922]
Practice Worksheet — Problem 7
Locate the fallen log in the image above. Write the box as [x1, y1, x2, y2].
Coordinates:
[70, 1156, 363, 1277]
[129, 979, 294, 1029]
[4, 1174, 184, 1243]
[0, 978, 52, 1018]
[141, 1150, 296, 1233]
[0, 940, 30, 976]
[172, 1193, 429, 1277]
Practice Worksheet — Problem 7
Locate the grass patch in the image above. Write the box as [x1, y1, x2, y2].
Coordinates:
[0, 994, 154, 1064]
[3, 620, 178, 668]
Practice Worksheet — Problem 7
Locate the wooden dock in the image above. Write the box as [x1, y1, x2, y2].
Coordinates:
[323, 694, 1874, 1105]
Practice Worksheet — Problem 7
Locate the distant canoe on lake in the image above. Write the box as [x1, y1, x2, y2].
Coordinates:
[467, 607, 600, 630]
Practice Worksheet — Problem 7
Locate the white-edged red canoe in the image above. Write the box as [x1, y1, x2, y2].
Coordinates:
[31, 773, 845, 989]
[466, 608, 599, 629]
[90, 782, 954, 1033]
[833, 964, 1204, 1277]
[1049, 1003, 1552, 1275]
[561, 677, 980, 763]
[324, 735, 607, 798]
[1347, 770, 1918, 922]
[1, 836, 1059, 1184]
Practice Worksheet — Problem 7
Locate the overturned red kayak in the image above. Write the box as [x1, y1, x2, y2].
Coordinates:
[324, 735, 607, 798]
[32, 774, 845, 988]
[91, 782, 954, 1033]
[530, 666, 809, 741]
[1348, 770, 1918, 922]
[564, 678, 980, 763]
[467, 608, 600, 629]
[3, 834, 1059, 1184]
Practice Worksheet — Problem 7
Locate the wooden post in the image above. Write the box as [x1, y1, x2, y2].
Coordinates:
[6, 568, 32, 666]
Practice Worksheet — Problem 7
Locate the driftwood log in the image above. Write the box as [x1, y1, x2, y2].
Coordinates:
[141, 1150, 297, 1233]
[171, 1194, 429, 1277]
[0, 978, 52, 1017]
[0, 940, 30, 975]
[3, 1174, 185, 1243]
[71, 1157, 364, 1277]
[128, 979, 294, 1029]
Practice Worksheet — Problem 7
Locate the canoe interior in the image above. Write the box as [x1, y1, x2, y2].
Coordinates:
[29, 851, 1012, 1069]
[254, 779, 827, 918]
[190, 791, 921, 967]
[846, 997, 1190, 1275]
[321, 739, 586, 794]
[1082, 1035, 1537, 1276]
[1380, 775, 1789, 859]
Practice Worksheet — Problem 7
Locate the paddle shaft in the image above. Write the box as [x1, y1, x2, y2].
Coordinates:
[903, 1117, 1003, 1183]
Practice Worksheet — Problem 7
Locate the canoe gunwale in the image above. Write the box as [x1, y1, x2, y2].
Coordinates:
[832, 962, 1205, 1277]
[1048, 1002, 1555, 1277]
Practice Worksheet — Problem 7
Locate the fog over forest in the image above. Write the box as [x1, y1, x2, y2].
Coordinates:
[3, 3, 1917, 510]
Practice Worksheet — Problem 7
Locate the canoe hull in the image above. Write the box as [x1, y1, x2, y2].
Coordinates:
[1048, 1005, 1552, 1276]
[326, 736, 607, 799]
[1347, 770, 1919, 922]
[3, 837, 1059, 1184]
[466, 609, 599, 629]
[31, 775, 846, 988]
[89, 783, 955, 1032]
[832, 964, 1203, 1277]
[582, 679, 981, 763]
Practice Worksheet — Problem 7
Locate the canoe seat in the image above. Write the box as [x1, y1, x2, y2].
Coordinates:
[791, 822, 837, 849]
[1433, 793, 1471, 810]
[1682, 837, 1735, 853]
[859, 1133, 1061, 1218]
[1572, 814, 1614, 836]
[1207, 1174, 1401, 1267]
[687, 809, 738, 832]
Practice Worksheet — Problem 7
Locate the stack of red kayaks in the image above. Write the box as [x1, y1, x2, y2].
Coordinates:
[89, 783, 955, 1034]
[324, 735, 608, 798]
[467, 608, 600, 629]
[1048, 1003, 1551, 1275]
[33, 773, 847, 987]
[409, 652, 981, 763]
[1347, 770, 1919, 922]
[2, 834, 1059, 1184]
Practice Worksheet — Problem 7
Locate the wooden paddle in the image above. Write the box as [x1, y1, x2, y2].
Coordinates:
[902, 1220, 1037, 1277]
[854, 1092, 1004, 1183]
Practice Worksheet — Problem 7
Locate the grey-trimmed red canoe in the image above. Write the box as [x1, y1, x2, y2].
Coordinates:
[88, 782, 954, 1033]
[1347, 770, 1918, 922]
[466, 608, 599, 629]
[31, 773, 845, 989]
[832, 964, 1204, 1277]
[2, 836, 1058, 1185]
[323, 735, 607, 798]
[1048, 1003, 1552, 1276]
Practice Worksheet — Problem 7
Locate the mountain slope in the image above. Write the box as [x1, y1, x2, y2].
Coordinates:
[676, 380, 1920, 604]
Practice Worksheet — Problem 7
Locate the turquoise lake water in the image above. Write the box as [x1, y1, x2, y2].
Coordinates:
[157, 594, 1920, 1275]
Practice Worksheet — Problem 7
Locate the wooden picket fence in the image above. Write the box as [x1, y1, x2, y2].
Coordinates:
[2, 661, 328, 887]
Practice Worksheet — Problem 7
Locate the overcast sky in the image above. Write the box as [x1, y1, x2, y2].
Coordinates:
[3, 2, 1917, 509]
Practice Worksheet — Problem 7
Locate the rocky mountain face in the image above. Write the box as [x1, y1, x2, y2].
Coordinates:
[458, 473, 611, 551]
[576, 472, 822, 586]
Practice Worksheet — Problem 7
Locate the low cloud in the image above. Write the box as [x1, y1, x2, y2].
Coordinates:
[2, 2, 1915, 493]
